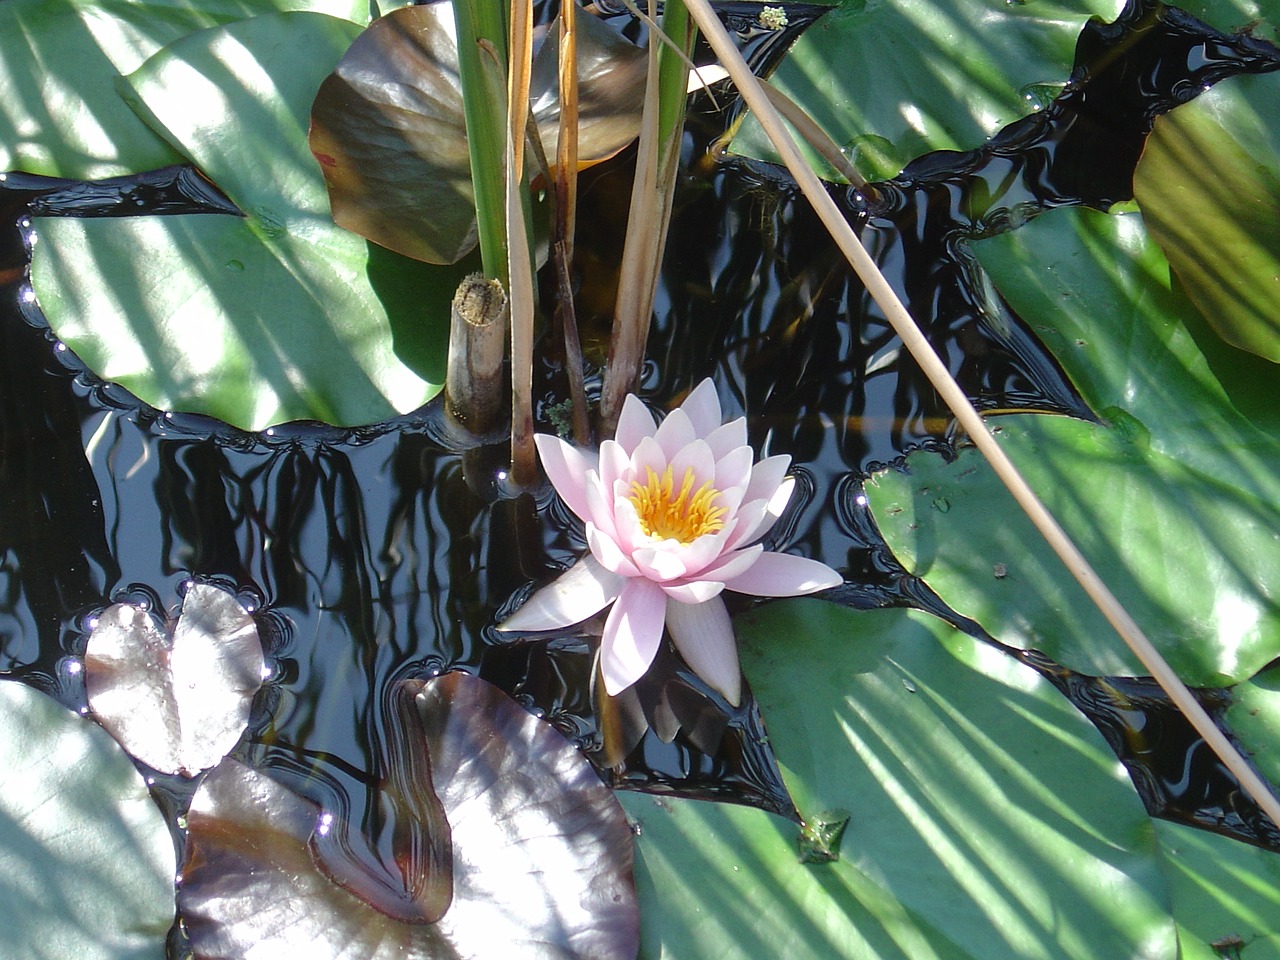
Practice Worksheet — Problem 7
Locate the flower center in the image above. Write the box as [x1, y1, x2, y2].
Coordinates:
[628, 465, 727, 544]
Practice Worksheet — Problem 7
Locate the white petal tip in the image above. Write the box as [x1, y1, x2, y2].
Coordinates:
[494, 609, 545, 633]
[602, 675, 634, 698]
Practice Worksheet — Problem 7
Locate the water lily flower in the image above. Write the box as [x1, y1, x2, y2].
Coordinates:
[498, 379, 842, 706]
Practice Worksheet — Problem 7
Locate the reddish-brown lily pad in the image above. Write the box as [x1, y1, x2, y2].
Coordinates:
[179, 672, 638, 959]
[309, 4, 646, 263]
[86, 582, 264, 777]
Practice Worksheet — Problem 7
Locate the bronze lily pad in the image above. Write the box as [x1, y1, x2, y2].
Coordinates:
[310, 4, 646, 263]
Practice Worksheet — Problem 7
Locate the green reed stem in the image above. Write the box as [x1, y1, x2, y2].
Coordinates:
[452, 0, 510, 284]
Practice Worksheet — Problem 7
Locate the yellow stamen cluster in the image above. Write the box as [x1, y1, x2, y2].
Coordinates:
[628, 465, 727, 544]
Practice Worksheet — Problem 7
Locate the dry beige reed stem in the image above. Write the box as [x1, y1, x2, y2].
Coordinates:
[682, 0, 1280, 828]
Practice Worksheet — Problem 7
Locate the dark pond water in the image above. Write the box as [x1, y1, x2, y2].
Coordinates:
[1, 4, 1279, 948]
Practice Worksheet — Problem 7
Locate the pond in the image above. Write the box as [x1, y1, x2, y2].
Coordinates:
[1, 0, 1279, 957]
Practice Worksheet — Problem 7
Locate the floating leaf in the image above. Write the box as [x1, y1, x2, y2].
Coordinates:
[1172, 0, 1279, 38]
[1193, 665, 1280, 956]
[86, 582, 264, 776]
[1135, 71, 1280, 363]
[31, 11, 462, 429]
[413, 673, 638, 955]
[868, 423, 1280, 684]
[180, 759, 457, 959]
[624, 600, 1173, 959]
[730, 0, 1125, 181]
[309, 3, 646, 262]
[179, 672, 638, 959]
[738, 600, 1173, 960]
[868, 207, 1280, 684]
[1154, 819, 1280, 959]
[1227, 663, 1280, 808]
[0, 0, 366, 180]
[0, 680, 176, 960]
[621, 792, 973, 960]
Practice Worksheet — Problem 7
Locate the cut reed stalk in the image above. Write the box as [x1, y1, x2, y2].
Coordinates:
[445, 273, 508, 434]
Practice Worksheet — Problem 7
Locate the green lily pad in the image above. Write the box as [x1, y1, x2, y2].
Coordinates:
[621, 600, 1180, 959]
[867, 207, 1280, 684]
[620, 792, 974, 960]
[731, 0, 1124, 182]
[1227, 663, 1280, 806]
[1135, 71, 1280, 363]
[1207, 664, 1280, 956]
[736, 599, 1173, 959]
[974, 206, 1280, 449]
[0, 680, 176, 960]
[0, 0, 365, 180]
[31, 12, 463, 429]
[1173, 1, 1279, 39]
[869, 424, 1280, 684]
[1154, 819, 1280, 960]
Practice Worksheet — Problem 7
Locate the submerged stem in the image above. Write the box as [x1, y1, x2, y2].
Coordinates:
[681, 0, 1280, 827]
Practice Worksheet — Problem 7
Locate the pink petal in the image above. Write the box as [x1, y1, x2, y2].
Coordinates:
[629, 435, 669, 484]
[611, 496, 647, 554]
[587, 523, 640, 578]
[678, 378, 723, 437]
[615, 394, 657, 454]
[765, 474, 798, 516]
[600, 579, 668, 696]
[721, 551, 843, 597]
[704, 418, 747, 461]
[654, 408, 697, 460]
[666, 595, 741, 706]
[631, 546, 687, 582]
[714, 483, 748, 521]
[738, 476, 796, 545]
[722, 499, 769, 552]
[497, 555, 624, 631]
[598, 439, 630, 500]
[742, 454, 791, 505]
[693, 543, 764, 584]
[584, 469, 620, 542]
[662, 579, 725, 604]
[668, 438, 715, 489]
[712, 445, 754, 499]
[533, 433, 595, 523]
[673, 524, 736, 577]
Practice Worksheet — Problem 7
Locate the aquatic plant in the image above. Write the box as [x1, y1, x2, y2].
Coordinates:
[499, 377, 841, 704]
[1, 1, 1279, 958]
